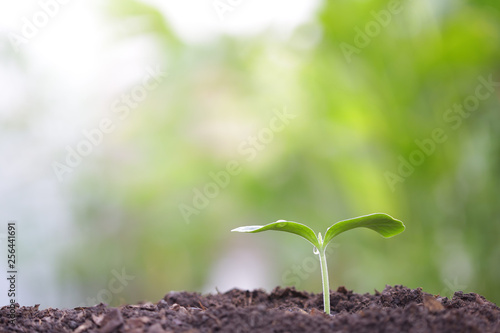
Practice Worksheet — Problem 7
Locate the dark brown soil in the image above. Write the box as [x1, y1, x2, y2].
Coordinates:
[1, 285, 499, 332]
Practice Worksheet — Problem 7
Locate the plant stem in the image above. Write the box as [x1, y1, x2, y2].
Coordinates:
[318, 248, 330, 314]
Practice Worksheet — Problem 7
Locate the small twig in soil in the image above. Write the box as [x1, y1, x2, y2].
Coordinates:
[198, 301, 207, 310]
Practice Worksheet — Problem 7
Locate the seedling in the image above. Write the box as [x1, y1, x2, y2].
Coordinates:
[231, 213, 405, 314]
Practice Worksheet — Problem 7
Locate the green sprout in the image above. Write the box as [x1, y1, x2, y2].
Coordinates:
[231, 213, 405, 314]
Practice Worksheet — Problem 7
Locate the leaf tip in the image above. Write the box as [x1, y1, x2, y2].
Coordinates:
[383, 215, 406, 237]
[231, 225, 262, 233]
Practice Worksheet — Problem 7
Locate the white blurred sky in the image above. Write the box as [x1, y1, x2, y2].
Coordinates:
[0, 0, 320, 308]
[0, 0, 321, 42]
[144, 0, 321, 41]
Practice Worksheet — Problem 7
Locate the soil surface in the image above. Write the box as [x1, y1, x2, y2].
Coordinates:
[1, 285, 499, 332]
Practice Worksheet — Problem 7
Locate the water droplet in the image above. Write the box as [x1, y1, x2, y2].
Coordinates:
[313, 247, 319, 255]
[276, 219, 287, 228]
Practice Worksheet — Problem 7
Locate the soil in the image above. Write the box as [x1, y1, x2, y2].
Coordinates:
[1, 285, 499, 332]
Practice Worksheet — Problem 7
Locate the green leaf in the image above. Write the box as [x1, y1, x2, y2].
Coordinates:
[231, 220, 320, 248]
[323, 213, 405, 248]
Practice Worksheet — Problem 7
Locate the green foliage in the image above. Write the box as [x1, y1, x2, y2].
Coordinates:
[232, 221, 320, 248]
[323, 213, 405, 246]
[232, 213, 405, 313]
[63, 0, 500, 306]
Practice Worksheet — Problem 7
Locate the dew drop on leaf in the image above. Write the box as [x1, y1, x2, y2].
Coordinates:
[276, 219, 287, 228]
[313, 246, 319, 255]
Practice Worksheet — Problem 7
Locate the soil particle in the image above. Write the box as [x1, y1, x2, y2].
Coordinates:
[97, 308, 124, 333]
[1, 285, 499, 332]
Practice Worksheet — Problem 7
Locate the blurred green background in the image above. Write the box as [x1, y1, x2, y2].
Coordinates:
[1, 0, 499, 307]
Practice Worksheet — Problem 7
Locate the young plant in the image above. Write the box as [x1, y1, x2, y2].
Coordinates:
[231, 213, 405, 314]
